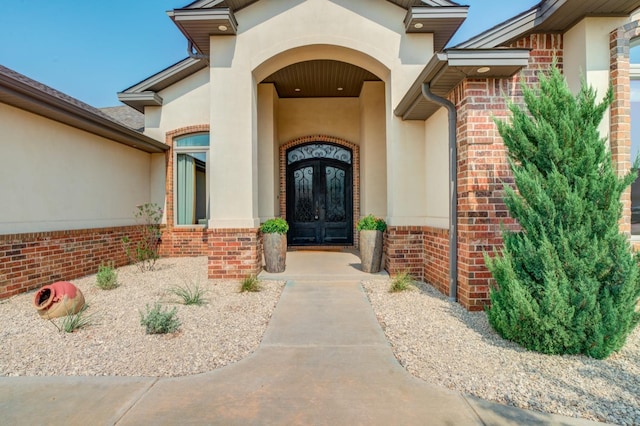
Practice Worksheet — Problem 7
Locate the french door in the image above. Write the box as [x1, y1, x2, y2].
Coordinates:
[286, 144, 353, 245]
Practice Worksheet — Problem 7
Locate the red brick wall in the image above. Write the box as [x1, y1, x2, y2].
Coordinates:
[385, 226, 450, 293]
[423, 227, 450, 296]
[158, 227, 208, 257]
[208, 228, 261, 279]
[0, 226, 143, 299]
[451, 34, 563, 311]
[384, 226, 425, 279]
[610, 20, 639, 238]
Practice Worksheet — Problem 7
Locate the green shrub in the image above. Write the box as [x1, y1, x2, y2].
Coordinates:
[240, 275, 261, 293]
[49, 304, 94, 333]
[96, 261, 118, 290]
[389, 271, 414, 293]
[170, 282, 207, 306]
[260, 217, 289, 234]
[122, 203, 163, 272]
[357, 214, 387, 232]
[139, 303, 180, 334]
[485, 65, 640, 359]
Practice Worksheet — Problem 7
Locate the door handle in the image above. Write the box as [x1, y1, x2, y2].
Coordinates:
[315, 201, 319, 220]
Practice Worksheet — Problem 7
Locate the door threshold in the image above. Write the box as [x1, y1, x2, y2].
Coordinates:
[288, 246, 354, 252]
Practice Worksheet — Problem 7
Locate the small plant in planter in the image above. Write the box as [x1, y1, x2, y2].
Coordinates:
[260, 218, 289, 273]
[356, 214, 387, 232]
[357, 214, 387, 273]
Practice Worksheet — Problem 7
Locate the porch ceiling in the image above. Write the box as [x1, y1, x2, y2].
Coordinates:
[394, 48, 531, 120]
[262, 60, 381, 98]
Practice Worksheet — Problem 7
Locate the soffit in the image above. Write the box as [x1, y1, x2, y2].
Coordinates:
[405, 6, 469, 50]
[0, 65, 167, 153]
[395, 49, 531, 120]
[457, 0, 640, 48]
[262, 60, 381, 98]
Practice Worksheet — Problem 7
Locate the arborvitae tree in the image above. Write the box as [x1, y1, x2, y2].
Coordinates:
[485, 65, 640, 359]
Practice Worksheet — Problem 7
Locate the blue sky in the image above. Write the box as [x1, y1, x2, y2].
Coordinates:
[0, 0, 539, 107]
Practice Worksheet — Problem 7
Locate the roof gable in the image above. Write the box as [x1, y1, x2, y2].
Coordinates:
[182, 0, 463, 11]
[169, 0, 468, 56]
[456, 0, 640, 48]
[396, 0, 640, 121]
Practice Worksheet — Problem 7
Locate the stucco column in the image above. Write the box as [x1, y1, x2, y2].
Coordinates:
[564, 17, 629, 138]
[359, 81, 387, 218]
[257, 83, 279, 221]
[209, 36, 259, 229]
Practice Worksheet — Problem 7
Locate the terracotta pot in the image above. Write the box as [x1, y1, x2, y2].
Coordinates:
[33, 281, 85, 319]
[263, 233, 287, 273]
[360, 230, 383, 273]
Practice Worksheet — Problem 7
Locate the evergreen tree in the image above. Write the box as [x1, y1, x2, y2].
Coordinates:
[485, 65, 640, 359]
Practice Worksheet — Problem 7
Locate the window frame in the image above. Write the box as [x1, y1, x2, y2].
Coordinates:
[630, 42, 640, 238]
[173, 133, 210, 227]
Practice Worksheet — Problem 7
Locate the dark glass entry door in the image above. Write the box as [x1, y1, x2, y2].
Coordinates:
[286, 144, 353, 245]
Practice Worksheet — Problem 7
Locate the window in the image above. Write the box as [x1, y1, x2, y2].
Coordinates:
[174, 133, 209, 225]
[631, 42, 640, 235]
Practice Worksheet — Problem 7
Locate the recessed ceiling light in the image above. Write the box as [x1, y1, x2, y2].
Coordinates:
[218, 25, 228, 31]
[477, 67, 491, 74]
[294, 88, 301, 92]
[414, 22, 424, 29]
[337, 87, 344, 91]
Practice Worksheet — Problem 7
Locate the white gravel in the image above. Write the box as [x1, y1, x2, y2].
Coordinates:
[2, 257, 639, 424]
[0, 257, 284, 377]
[362, 280, 640, 426]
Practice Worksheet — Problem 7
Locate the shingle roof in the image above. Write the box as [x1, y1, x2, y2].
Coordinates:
[0, 65, 166, 153]
[100, 105, 145, 132]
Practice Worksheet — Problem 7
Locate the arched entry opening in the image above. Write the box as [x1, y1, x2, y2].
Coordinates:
[255, 45, 388, 249]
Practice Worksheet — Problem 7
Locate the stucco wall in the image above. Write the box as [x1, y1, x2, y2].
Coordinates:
[0, 103, 151, 235]
[564, 17, 629, 138]
[206, 0, 434, 228]
[386, 119, 427, 225]
[143, 68, 210, 223]
[278, 97, 360, 144]
[424, 107, 449, 229]
[143, 68, 210, 142]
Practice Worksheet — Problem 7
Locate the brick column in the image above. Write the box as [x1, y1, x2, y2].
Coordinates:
[453, 34, 563, 311]
[610, 21, 640, 236]
[208, 228, 261, 279]
[384, 226, 425, 280]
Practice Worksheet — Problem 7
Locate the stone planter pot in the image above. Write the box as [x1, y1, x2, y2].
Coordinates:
[34, 281, 85, 319]
[263, 233, 287, 273]
[359, 230, 383, 273]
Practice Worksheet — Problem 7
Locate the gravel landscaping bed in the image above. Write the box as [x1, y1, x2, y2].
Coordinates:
[362, 280, 640, 426]
[2, 257, 638, 424]
[0, 257, 284, 377]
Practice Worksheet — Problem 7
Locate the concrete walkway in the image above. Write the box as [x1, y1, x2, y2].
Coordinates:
[1, 252, 604, 425]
